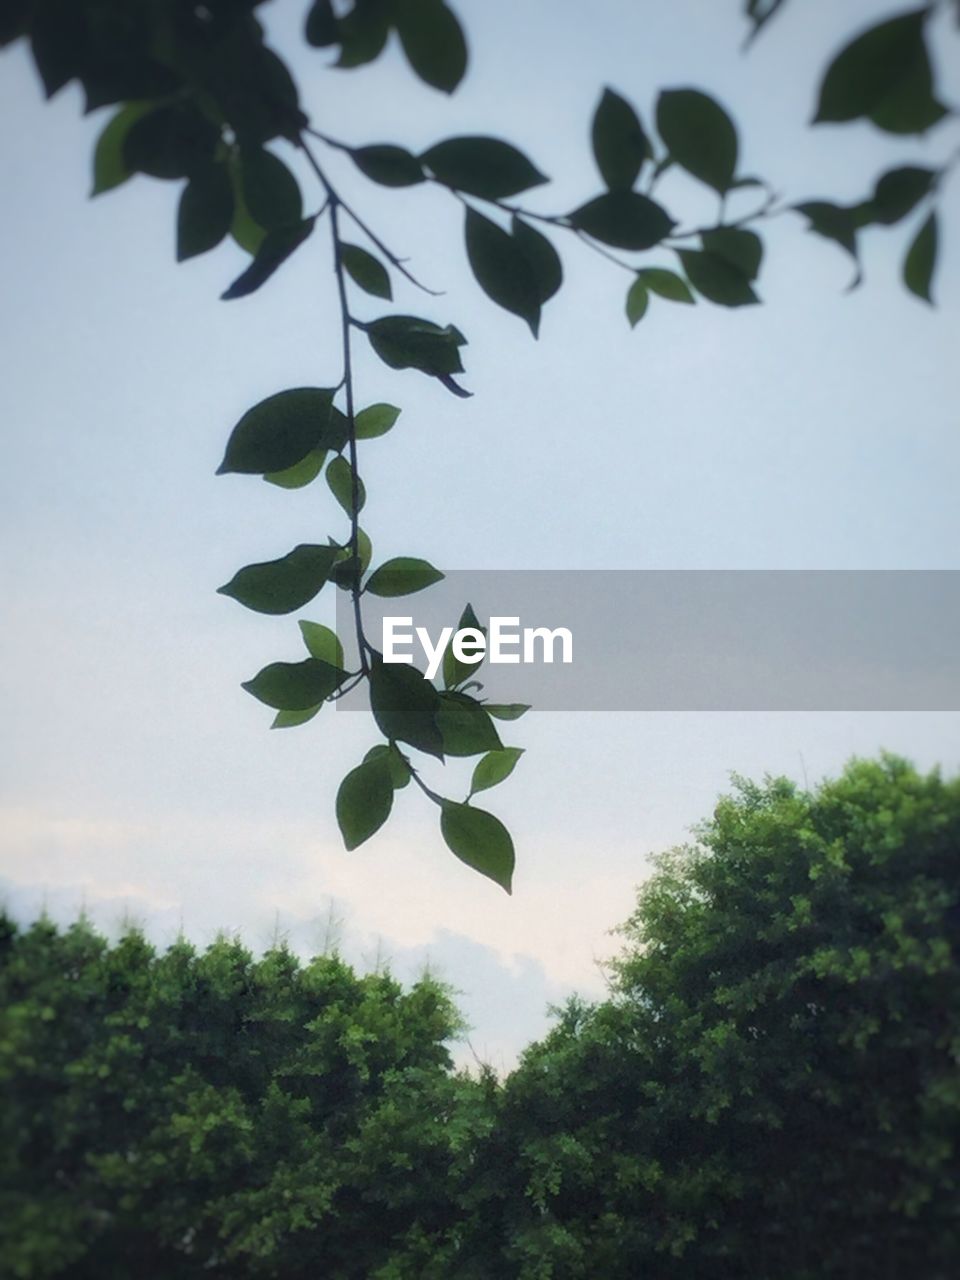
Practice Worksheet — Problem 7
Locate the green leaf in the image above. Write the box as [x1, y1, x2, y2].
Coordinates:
[341, 243, 392, 299]
[625, 278, 649, 327]
[243, 658, 344, 710]
[511, 218, 563, 304]
[91, 103, 151, 196]
[336, 0, 390, 68]
[470, 747, 524, 798]
[355, 403, 401, 439]
[218, 388, 335, 475]
[464, 208, 542, 336]
[793, 201, 862, 287]
[239, 147, 303, 231]
[813, 10, 946, 135]
[326, 455, 365, 515]
[656, 89, 738, 193]
[437, 693, 502, 757]
[678, 248, 759, 307]
[227, 153, 267, 255]
[484, 703, 531, 721]
[366, 558, 445, 597]
[366, 315, 467, 376]
[363, 743, 412, 789]
[177, 164, 234, 262]
[443, 604, 485, 690]
[221, 217, 316, 300]
[701, 228, 763, 280]
[858, 166, 936, 226]
[422, 136, 547, 199]
[350, 144, 425, 187]
[903, 211, 937, 303]
[592, 88, 650, 190]
[369, 658, 444, 759]
[263, 448, 327, 490]
[217, 544, 339, 614]
[639, 267, 695, 303]
[336, 754, 394, 850]
[298, 621, 345, 670]
[271, 704, 322, 729]
[440, 801, 514, 893]
[570, 192, 674, 250]
[395, 0, 467, 94]
[305, 0, 338, 47]
[122, 103, 220, 181]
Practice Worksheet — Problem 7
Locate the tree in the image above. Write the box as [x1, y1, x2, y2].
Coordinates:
[488, 756, 960, 1277]
[2, 1, 956, 889]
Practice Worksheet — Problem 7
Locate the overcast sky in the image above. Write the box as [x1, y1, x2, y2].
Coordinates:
[2, 0, 959, 1069]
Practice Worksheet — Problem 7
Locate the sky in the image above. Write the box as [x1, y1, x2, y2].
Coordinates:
[2, 0, 959, 1070]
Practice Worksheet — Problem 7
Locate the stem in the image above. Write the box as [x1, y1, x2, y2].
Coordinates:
[408, 764, 445, 808]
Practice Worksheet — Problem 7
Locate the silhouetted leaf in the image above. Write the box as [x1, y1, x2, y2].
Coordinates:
[263, 448, 328, 490]
[177, 164, 234, 262]
[814, 10, 946, 135]
[744, 0, 789, 43]
[679, 249, 759, 306]
[305, 0, 338, 46]
[592, 88, 650, 190]
[440, 801, 514, 892]
[240, 148, 303, 231]
[366, 558, 445, 597]
[858, 166, 936, 225]
[355, 403, 401, 439]
[511, 218, 563, 303]
[336, 0, 390, 68]
[221, 217, 316, 299]
[369, 658, 444, 759]
[794, 201, 861, 285]
[326, 455, 365, 515]
[271, 705, 322, 729]
[484, 703, 531, 720]
[701, 228, 763, 279]
[350, 144, 425, 186]
[336, 754, 394, 850]
[470, 747, 524, 797]
[903, 210, 937, 303]
[656, 89, 738, 192]
[30, 0, 84, 97]
[570, 192, 674, 250]
[218, 388, 335, 475]
[422, 136, 547, 198]
[341, 243, 392, 299]
[625, 278, 649, 327]
[639, 267, 695, 303]
[242, 658, 344, 709]
[218, 544, 340, 614]
[464, 208, 542, 335]
[123, 103, 219, 180]
[91, 103, 151, 196]
[367, 315, 466, 375]
[395, 0, 467, 94]
[298, 621, 345, 670]
[437, 692, 502, 757]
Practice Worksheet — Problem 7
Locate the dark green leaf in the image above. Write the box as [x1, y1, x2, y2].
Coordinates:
[639, 267, 695, 303]
[464, 208, 542, 335]
[437, 692, 501, 757]
[814, 10, 946, 135]
[440, 801, 514, 893]
[369, 658, 444, 759]
[395, 0, 467, 94]
[326, 455, 365, 515]
[366, 315, 467, 376]
[218, 388, 335, 475]
[91, 103, 151, 196]
[355, 403, 401, 439]
[701, 228, 763, 279]
[366, 558, 444, 597]
[858, 166, 936, 226]
[679, 249, 759, 306]
[793, 201, 861, 286]
[341, 243, 392, 299]
[177, 164, 234, 262]
[227, 153, 267, 255]
[422, 136, 547, 199]
[271, 704, 322, 729]
[221, 217, 316, 300]
[656, 89, 738, 192]
[903, 210, 937, 303]
[305, 0, 338, 46]
[350, 144, 426, 187]
[217, 544, 339, 614]
[363, 743, 412, 789]
[30, 0, 84, 97]
[626, 278, 649, 327]
[570, 192, 674, 250]
[592, 88, 650, 190]
[123, 104, 220, 181]
[298, 621, 345, 670]
[484, 703, 531, 721]
[336, 754, 394, 850]
[239, 148, 303, 231]
[511, 218, 563, 303]
[443, 603, 485, 689]
[470, 747, 524, 798]
[242, 658, 344, 710]
[263, 448, 328, 490]
[336, 0, 390, 68]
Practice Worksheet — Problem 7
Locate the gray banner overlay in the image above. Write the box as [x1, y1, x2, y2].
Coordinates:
[335, 571, 960, 711]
